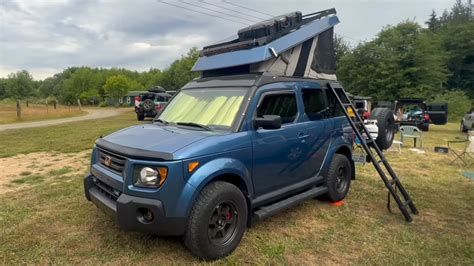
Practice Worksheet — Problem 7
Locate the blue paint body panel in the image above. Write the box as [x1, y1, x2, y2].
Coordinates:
[85, 76, 353, 236]
[192, 16, 340, 72]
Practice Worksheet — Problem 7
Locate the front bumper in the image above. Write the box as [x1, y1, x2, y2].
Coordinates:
[84, 174, 186, 236]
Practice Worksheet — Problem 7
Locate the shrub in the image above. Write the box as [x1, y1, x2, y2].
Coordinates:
[98, 101, 109, 107]
[432, 90, 472, 122]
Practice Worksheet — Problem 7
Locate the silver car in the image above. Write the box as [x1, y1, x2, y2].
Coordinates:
[461, 109, 474, 132]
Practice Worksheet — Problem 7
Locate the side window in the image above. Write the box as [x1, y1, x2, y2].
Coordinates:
[325, 89, 345, 117]
[257, 92, 297, 124]
[302, 89, 328, 121]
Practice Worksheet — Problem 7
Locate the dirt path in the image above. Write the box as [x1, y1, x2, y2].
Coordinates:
[0, 108, 123, 131]
[0, 150, 90, 194]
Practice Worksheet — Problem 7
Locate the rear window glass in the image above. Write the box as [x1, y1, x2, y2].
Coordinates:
[302, 89, 327, 121]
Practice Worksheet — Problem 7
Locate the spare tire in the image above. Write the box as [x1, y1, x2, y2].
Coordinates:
[141, 99, 155, 112]
[371, 107, 395, 150]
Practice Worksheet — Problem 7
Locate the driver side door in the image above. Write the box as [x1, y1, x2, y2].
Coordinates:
[250, 87, 311, 197]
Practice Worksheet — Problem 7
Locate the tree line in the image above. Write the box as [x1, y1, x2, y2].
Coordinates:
[0, 48, 199, 105]
[335, 0, 473, 119]
[0, 1, 471, 119]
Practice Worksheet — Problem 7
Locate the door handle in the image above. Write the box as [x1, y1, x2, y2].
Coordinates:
[298, 132, 310, 139]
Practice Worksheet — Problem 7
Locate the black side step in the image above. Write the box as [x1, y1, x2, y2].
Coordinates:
[253, 186, 328, 221]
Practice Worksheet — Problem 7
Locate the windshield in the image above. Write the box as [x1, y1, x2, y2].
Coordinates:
[158, 88, 247, 130]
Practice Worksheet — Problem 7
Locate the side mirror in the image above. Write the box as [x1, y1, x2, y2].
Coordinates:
[254, 115, 282, 130]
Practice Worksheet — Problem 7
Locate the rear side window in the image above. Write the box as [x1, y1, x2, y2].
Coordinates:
[302, 89, 327, 120]
[325, 89, 345, 117]
[257, 92, 297, 124]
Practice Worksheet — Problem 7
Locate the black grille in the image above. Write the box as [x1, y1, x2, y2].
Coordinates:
[93, 177, 121, 201]
[98, 148, 126, 175]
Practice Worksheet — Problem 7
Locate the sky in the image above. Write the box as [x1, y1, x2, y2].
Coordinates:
[0, 0, 456, 80]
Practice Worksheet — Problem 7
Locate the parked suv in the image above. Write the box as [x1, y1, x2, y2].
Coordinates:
[84, 74, 354, 260]
[134, 87, 172, 121]
[393, 98, 448, 131]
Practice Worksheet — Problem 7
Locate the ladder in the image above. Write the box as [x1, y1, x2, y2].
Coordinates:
[327, 82, 419, 222]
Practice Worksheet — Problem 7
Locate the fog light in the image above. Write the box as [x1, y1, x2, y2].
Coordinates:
[143, 210, 154, 222]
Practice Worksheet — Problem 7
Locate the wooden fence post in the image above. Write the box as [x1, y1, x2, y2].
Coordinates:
[16, 100, 21, 118]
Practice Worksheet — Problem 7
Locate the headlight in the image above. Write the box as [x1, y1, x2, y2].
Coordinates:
[134, 166, 168, 188]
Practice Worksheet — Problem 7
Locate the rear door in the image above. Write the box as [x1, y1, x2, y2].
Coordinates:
[426, 102, 448, 125]
[298, 85, 332, 178]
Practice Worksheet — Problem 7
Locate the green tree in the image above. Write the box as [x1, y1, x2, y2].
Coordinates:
[0, 78, 7, 99]
[64, 67, 101, 103]
[334, 34, 351, 67]
[337, 22, 448, 100]
[4, 70, 35, 118]
[139, 68, 162, 89]
[103, 75, 132, 105]
[426, 10, 440, 32]
[79, 89, 101, 105]
[5, 70, 35, 100]
[437, 0, 474, 96]
[159, 47, 200, 91]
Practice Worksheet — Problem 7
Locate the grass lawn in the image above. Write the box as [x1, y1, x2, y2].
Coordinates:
[0, 113, 473, 264]
[0, 103, 86, 124]
[0, 110, 140, 157]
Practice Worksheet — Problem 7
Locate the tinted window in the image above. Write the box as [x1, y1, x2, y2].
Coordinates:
[302, 89, 327, 120]
[354, 101, 365, 109]
[325, 89, 345, 117]
[257, 93, 297, 124]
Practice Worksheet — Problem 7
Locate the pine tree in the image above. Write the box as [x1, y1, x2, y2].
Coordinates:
[426, 10, 440, 32]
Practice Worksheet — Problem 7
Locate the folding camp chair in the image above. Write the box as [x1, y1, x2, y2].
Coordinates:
[448, 132, 474, 166]
[400, 126, 423, 148]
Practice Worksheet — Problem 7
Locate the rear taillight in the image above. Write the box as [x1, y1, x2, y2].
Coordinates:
[363, 111, 371, 119]
[135, 96, 141, 102]
[424, 114, 430, 121]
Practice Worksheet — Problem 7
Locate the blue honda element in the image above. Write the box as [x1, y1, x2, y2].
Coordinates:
[84, 73, 354, 260]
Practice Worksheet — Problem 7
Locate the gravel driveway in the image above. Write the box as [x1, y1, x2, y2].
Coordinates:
[0, 108, 123, 131]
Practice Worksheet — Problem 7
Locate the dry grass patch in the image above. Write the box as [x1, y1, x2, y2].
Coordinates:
[0, 150, 89, 194]
[0, 103, 86, 124]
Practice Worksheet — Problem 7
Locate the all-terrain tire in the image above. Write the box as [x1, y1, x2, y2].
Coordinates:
[323, 154, 352, 202]
[371, 107, 395, 150]
[184, 181, 247, 261]
[137, 113, 145, 121]
[461, 122, 468, 133]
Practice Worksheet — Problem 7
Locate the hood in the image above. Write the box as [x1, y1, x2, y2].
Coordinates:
[98, 124, 212, 160]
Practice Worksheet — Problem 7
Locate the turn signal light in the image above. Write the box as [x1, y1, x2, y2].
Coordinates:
[188, 161, 200, 173]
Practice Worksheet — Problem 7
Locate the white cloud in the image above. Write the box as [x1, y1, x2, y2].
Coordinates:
[0, 0, 455, 80]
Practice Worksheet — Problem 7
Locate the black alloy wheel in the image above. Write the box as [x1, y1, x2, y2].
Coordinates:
[335, 165, 349, 194]
[208, 201, 239, 246]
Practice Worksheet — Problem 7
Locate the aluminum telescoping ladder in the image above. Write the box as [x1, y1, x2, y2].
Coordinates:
[327, 82, 419, 222]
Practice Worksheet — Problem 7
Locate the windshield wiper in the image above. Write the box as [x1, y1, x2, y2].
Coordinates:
[154, 118, 169, 125]
[176, 122, 212, 131]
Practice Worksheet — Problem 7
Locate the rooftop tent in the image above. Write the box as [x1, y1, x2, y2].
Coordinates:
[192, 9, 339, 80]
